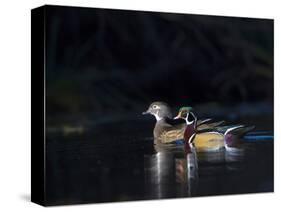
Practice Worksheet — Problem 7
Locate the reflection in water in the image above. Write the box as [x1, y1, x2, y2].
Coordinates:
[143, 131, 273, 199]
[144, 151, 175, 198]
[186, 151, 198, 196]
[45, 128, 273, 205]
[144, 143, 198, 198]
[144, 144, 248, 198]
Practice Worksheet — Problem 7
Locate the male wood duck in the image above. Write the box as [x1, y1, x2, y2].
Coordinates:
[142, 102, 224, 144]
[175, 107, 255, 152]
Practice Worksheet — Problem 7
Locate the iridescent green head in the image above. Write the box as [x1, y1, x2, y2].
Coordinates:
[174, 106, 193, 120]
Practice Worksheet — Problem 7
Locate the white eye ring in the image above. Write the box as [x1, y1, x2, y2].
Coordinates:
[152, 105, 160, 109]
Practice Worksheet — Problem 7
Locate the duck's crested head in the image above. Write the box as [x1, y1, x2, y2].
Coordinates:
[142, 101, 172, 121]
[174, 106, 193, 120]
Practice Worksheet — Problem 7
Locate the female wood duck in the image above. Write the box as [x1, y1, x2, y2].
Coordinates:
[175, 107, 255, 152]
[142, 102, 224, 144]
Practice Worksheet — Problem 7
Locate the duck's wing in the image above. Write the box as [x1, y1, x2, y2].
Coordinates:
[195, 125, 227, 134]
[157, 118, 186, 143]
[197, 118, 212, 126]
[160, 128, 185, 143]
[197, 121, 225, 131]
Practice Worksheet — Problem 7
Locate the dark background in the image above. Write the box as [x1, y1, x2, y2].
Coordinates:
[43, 5, 273, 205]
[45, 5, 273, 128]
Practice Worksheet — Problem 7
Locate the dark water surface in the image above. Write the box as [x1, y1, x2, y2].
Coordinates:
[45, 119, 273, 206]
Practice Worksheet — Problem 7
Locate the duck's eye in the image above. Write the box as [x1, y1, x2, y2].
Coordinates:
[152, 105, 161, 110]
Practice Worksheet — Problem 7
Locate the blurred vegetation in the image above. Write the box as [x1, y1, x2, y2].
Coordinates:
[45, 6, 273, 121]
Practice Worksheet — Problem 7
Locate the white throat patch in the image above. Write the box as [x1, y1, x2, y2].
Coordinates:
[154, 110, 163, 121]
[185, 112, 194, 125]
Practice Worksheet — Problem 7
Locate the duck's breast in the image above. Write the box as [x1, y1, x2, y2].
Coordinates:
[184, 124, 195, 143]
